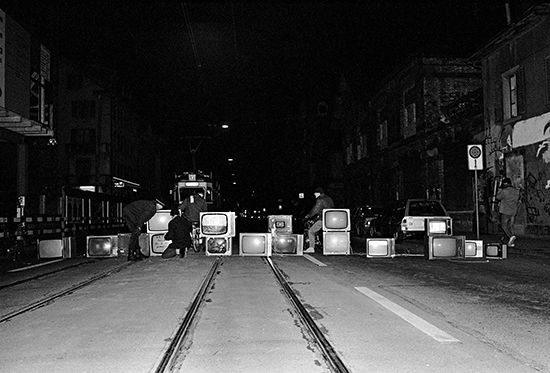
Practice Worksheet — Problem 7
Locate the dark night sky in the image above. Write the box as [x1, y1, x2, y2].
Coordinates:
[1, 0, 542, 204]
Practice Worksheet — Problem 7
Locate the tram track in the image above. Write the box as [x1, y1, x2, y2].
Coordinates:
[0, 261, 133, 323]
[153, 256, 351, 373]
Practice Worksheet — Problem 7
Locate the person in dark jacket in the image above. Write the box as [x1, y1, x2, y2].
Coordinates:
[495, 177, 520, 247]
[179, 190, 208, 223]
[162, 205, 192, 258]
[123, 199, 163, 261]
[304, 187, 334, 253]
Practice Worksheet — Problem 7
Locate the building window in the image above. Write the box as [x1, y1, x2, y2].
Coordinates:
[502, 67, 524, 120]
[71, 100, 96, 118]
[71, 129, 96, 153]
[378, 120, 388, 149]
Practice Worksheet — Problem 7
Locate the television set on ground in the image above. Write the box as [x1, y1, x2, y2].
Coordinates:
[205, 236, 232, 256]
[366, 238, 396, 258]
[322, 209, 351, 231]
[38, 239, 64, 259]
[323, 231, 350, 255]
[86, 235, 118, 258]
[200, 212, 236, 237]
[424, 217, 452, 236]
[485, 242, 507, 259]
[239, 233, 272, 256]
[147, 209, 172, 233]
[149, 232, 171, 256]
[272, 233, 303, 255]
[464, 240, 485, 259]
[424, 235, 465, 260]
[268, 215, 293, 233]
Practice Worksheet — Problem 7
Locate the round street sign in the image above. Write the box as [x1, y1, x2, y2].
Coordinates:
[467, 144, 484, 170]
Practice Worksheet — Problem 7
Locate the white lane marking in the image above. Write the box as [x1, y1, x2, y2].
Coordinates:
[355, 286, 460, 343]
[8, 259, 65, 272]
[303, 254, 327, 266]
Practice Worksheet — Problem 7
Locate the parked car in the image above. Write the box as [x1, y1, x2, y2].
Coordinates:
[351, 205, 383, 237]
[378, 199, 450, 242]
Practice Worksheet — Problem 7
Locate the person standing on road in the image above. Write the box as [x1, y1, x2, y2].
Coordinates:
[123, 199, 164, 261]
[304, 187, 334, 253]
[495, 177, 520, 247]
[179, 190, 208, 224]
[162, 205, 192, 258]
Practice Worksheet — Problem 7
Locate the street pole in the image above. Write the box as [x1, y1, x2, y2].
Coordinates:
[475, 169, 479, 240]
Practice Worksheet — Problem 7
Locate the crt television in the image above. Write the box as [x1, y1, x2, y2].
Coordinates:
[485, 242, 507, 259]
[323, 231, 350, 255]
[272, 233, 303, 255]
[147, 209, 172, 233]
[239, 233, 272, 256]
[86, 235, 118, 258]
[205, 236, 232, 256]
[38, 239, 64, 259]
[322, 209, 351, 231]
[424, 235, 465, 260]
[366, 238, 396, 258]
[149, 232, 171, 256]
[424, 217, 452, 236]
[268, 215, 293, 233]
[200, 212, 236, 237]
[464, 240, 485, 259]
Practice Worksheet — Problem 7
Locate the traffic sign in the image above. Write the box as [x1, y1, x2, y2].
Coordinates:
[467, 144, 484, 170]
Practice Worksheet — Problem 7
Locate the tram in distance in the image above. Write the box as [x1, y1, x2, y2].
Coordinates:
[171, 171, 221, 210]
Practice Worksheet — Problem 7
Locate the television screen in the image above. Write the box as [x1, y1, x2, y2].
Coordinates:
[322, 209, 351, 231]
[464, 240, 484, 258]
[205, 236, 232, 256]
[268, 215, 293, 233]
[322, 231, 350, 255]
[239, 233, 271, 256]
[150, 233, 171, 256]
[200, 212, 235, 237]
[147, 210, 172, 232]
[425, 235, 465, 260]
[38, 239, 64, 259]
[87, 236, 118, 257]
[272, 234, 303, 255]
[425, 218, 452, 236]
[366, 238, 396, 258]
[485, 242, 507, 259]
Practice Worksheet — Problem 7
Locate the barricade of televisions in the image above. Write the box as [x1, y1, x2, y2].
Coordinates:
[365, 217, 506, 260]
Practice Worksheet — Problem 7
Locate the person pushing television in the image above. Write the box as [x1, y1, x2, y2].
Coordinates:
[123, 198, 164, 261]
[304, 187, 334, 253]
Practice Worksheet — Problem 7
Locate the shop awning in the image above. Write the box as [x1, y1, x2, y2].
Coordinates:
[0, 107, 54, 137]
[512, 111, 550, 148]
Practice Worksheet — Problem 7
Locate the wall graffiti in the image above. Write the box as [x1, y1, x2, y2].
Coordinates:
[523, 171, 549, 223]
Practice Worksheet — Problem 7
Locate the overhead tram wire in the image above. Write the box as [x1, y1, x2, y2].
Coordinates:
[181, 2, 201, 69]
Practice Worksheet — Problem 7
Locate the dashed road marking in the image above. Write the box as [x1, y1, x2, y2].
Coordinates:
[355, 286, 460, 343]
[303, 254, 327, 266]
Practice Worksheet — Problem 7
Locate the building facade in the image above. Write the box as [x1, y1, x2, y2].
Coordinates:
[342, 57, 483, 220]
[472, 4, 550, 236]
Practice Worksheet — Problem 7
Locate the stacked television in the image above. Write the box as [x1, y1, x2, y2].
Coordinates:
[143, 209, 173, 256]
[200, 212, 236, 256]
[268, 215, 303, 256]
[322, 209, 351, 255]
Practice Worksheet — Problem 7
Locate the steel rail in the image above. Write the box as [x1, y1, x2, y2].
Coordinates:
[154, 257, 222, 373]
[265, 257, 352, 373]
[0, 261, 133, 323]
[0, 260, 96, 291]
